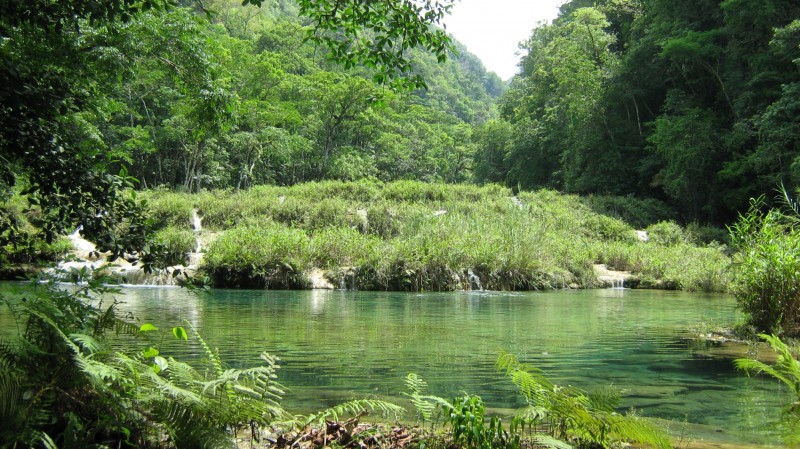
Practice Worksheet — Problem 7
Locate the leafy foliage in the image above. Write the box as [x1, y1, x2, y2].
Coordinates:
[141, 181, 731, 293]
[729, 197, 800, 336]
[735, 334, 800, 444]
[490, 0, 800, 224]
[243, 0, 455, 90]
[496, 353, 672, 449]
[300, 399, 405, 427]
[447, 394, 523, 449]
[403, 373, 451, 427]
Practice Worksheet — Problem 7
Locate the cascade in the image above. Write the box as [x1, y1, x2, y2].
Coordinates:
[186, 209, 204, 267]
[611, 278, 625, 289]
[52, 211, 208, 286]
[191, 209, 203, 253]
[338, 269, 357, 290]
[467, 268, 483, 291]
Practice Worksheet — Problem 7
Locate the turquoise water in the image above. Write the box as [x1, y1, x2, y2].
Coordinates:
[1, 285, 787, 445]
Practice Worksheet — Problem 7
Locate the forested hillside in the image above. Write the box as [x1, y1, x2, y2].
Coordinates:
[92, 0, 800, 225]
[91, 0, 503, 190]
[477, 0, 800, 224]
[3, 0, 800, 264]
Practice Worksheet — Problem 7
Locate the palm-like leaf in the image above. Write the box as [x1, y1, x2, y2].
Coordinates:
[302, 399, 405, 426]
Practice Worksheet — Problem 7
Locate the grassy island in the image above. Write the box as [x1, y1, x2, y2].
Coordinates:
[137, 180, 731, 293]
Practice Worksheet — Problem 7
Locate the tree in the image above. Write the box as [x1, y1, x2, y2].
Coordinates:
[501, 7, 618, 192]
[0, 0, 172, 257]
[264, 0, 456, 90]
[1, 0, 459, 259]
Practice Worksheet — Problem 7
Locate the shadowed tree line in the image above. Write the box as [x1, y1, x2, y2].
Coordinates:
[474, 0, 800, 225]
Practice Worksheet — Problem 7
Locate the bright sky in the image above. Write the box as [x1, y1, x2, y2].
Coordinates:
[444, 0, 564, 80]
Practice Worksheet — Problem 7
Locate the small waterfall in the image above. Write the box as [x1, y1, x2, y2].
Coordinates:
[186, 209, 204, 268]
[467, 268, 483, 291]
[337, 269, 357, 290]
[611, 278, 625, 289]
[68, 227, 96, 254]
[191, 209, 203, 253]
[52, 216, 204, 286]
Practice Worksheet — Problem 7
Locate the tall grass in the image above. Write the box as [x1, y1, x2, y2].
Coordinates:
[730, 199, 800, 336]
[203, 222, 311, 289]
[140, 181, 731, 292]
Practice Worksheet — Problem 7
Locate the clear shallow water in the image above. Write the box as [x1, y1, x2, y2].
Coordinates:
[1, 285, 788, 445]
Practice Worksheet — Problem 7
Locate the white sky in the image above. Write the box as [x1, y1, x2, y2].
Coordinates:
[444, 0, 564, 80]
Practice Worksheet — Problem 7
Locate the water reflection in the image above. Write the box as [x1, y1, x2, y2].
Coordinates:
[0, 284, 785, 445]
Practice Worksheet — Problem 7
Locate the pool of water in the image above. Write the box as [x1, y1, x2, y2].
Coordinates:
[1, 284, 788, 445]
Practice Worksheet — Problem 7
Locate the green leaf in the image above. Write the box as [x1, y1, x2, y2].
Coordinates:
[153, 356, 169, 373]
[142, 347, 159, 358]
[140, 323, 158, 332]
[173, 326, 189, 341]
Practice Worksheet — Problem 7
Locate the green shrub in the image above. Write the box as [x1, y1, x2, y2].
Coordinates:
[685, 222, 730, 245]
[730, 200, 800, 336]
[152, 226, 196, 266]
[580, 194, 676, 229]
[303, 198, 357, 231]
[582, 214, 636, 242]
[287, 179, 381, 203]
[139, 188, 195, 229]
[203, 224, 310, 289]
[270, 196, 310, 227]
[309, 227, 382, 268]
[646, 221, 688, 246]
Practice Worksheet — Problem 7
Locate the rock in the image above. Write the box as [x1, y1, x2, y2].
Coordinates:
[309, 268, 335, 289]
[593, 264, 633, 288]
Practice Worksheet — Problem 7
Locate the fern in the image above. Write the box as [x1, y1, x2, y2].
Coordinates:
[735, 334, 800, 398]
[496, 352, 553, 407]
[531, 434, 574, 449]
[735, 333, 800, 444]
[497, 353, 672, 449]
[403, 373, 451, 426]
[301, 398, 405, 426]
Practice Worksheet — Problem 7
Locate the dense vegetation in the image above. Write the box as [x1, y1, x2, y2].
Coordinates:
[4, 0, 800, 262]
[479, 0, 800, 225]
[0, 0, 496, 262]
[140, 181, 730, 292]
[3, 0, 800, 447]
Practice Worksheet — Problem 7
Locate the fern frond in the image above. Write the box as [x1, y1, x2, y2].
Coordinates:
[518, 405, 548, 422]
[404, 373, 428, 396]
[587, 385, 621, 412]
[609, 413, 672, 449]
[76, 356, 123, 384]
[69, 333, 104, 355]
[159, 401, 235, 449]
[531, 434, 574, 449]
[497, 351, 553, 404]
[40, 433, 59, 449]
[403, 373, 450, 423]
[302, 399, 405, 426]
[187, 322, 225, 378]
[736, 334, 800, 396]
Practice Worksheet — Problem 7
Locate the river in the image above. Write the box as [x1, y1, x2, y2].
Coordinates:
[1, 284, 787, 446]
